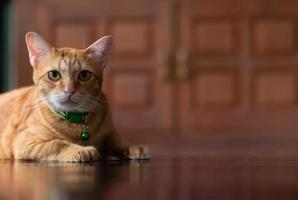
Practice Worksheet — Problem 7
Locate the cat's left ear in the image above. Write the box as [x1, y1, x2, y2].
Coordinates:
[25, 32, 53, 68]
[84, 36, 113, 68]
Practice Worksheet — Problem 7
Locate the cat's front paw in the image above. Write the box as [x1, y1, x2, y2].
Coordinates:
[58, 146, 100, 162]
[123, 146, 149, 160]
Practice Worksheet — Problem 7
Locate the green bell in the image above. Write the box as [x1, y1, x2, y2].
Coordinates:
[81, 129, 90, 141]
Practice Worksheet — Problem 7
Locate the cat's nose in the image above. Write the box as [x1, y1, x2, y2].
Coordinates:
[64, 90, 75, 97]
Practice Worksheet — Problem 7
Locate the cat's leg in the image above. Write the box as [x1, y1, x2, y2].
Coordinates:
[103, 131, 149, 160]
[13, 131, 99, 162]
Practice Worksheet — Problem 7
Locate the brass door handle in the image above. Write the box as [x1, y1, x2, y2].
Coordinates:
[176, 49, 189, 81]
[157, 51, 171, 81]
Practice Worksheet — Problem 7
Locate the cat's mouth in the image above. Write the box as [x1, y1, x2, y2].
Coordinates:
[59, 99, 79, 106]
[45, 94, 86, 112]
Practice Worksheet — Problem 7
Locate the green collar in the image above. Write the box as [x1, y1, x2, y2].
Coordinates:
[52, 110, 88, 124]
[48, 106, 90, 141]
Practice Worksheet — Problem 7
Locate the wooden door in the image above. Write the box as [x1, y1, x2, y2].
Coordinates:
[14, 0, 175, 135]
[179, 0, 298, 133]
[15, 0, 298, 136]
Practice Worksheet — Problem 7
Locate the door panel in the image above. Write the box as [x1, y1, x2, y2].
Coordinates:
[102, 1, 174, 131]
[179, 0, 298, 133]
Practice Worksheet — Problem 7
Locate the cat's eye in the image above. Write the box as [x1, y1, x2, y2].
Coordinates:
[48, 70, 61, 81]
[78, 70, 92, 82]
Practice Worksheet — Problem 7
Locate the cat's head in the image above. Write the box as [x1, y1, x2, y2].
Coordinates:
[25, 32, 113, 112]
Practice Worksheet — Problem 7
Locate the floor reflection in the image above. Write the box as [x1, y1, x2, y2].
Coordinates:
[1, 158, 298, 200]
[0, 160, 149, 200]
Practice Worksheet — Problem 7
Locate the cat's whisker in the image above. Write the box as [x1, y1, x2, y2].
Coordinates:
[73, 94, 107, 105]
[76, 98, 105, 112]
[82, 36, 86, 49]
[84, 95, 107, 105]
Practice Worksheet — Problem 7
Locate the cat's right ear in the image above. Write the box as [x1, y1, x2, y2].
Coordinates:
[25, 32, 53, 67]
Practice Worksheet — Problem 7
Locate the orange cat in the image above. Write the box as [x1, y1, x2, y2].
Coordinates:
[0, 32, 148, 162]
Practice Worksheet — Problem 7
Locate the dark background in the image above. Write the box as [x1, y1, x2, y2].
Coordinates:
[0, 0, 12, 92]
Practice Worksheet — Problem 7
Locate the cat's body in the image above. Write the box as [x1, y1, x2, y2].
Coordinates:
[0, 33, 148, 162]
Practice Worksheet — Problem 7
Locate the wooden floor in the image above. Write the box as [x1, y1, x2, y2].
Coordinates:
[2, 135, 298, 200]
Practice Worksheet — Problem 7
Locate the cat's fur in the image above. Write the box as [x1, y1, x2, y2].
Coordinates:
[0, 32, 148, 162]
